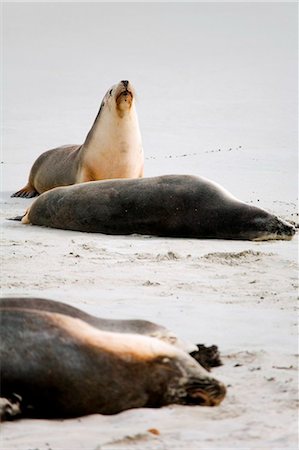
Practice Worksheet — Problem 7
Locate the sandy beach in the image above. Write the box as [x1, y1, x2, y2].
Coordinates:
[1, 2, 298, 449]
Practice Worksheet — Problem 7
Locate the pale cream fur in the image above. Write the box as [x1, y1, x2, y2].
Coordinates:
[77, 81, 144, 182]
[46, 311, 210, 381]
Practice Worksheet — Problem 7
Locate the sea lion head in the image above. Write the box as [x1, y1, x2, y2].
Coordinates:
[157, 350, 226, 408]
[237, 207, 296, 241]
[218, 200, 296, 241]
[250, 214, 296, 241]
[100, 80, 135, 118]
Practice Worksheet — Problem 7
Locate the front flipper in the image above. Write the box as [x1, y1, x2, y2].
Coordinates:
[0, 394, 22, 421]
[11, 184, 38, 198]
[190, 344, 223, 371]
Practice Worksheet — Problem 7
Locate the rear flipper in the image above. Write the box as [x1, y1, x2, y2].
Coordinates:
[11, 184, 38, 198]
[8, 215, 25, 222]
[190, 344, 223, 372]
[0, 394, 22, 422]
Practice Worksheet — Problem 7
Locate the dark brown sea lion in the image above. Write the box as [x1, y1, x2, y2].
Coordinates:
[12, 80, 144, 198]
[18, 175, 295, 240]
[0, 308, 226, 420]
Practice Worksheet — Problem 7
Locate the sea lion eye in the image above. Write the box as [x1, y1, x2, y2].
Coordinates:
[109, 89, 113, 96]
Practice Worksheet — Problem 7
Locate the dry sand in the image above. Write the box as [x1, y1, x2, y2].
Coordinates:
[0, 192, 298, 449]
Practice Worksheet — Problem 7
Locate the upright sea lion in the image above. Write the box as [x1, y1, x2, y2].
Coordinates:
[0, 297, 222, 370]
[12, 80, 144, 198]
[0, 308, 226, 420]
[17, 175, 295, 241]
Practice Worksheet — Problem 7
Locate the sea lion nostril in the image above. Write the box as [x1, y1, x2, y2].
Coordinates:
[121, 80, 129, 87]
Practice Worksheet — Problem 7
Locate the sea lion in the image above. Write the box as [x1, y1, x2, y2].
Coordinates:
[0, 308, 226, 420]
[0, 297, 222, 371]
[17, 175, 295, 241]
[12, 80, 144, 198]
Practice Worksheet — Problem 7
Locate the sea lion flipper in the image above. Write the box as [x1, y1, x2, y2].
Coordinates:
[190, 344, 223, 371]
[7, 215, 25, 222]
[11, 184, 38, 198]
[0, 394, 22, 422]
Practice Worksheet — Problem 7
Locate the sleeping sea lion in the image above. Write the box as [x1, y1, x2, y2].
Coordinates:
[0, 308, 226, 420]
[17, 175, 295, 241]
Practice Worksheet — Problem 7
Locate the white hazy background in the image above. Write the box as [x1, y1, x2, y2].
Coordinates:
[2, 2, 298, 206]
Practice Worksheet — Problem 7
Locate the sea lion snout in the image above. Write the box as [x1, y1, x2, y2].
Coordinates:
[184, 378, 226, 407]
[115, 81, 134, 115]
[277, 218, 296, 238]
[116, 80, 134, 97]
[251, 214, 296, 241]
